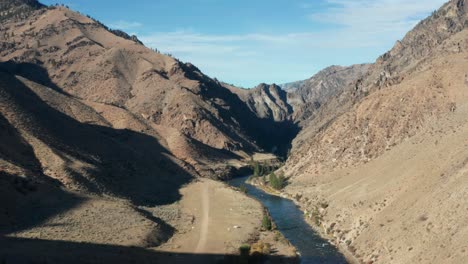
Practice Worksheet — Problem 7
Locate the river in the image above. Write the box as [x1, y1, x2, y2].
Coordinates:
[228, 176, 348, 264]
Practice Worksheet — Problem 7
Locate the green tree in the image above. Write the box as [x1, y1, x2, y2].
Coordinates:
[270, 171, 286, 190]
[277, 171, 286, 189]
[262, 215, 272, 230]
[253, 161, 260, 177]
[258, 162, 264, 176]
[269, 172, 279, 189]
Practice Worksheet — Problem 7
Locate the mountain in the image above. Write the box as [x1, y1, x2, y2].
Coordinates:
[0, 67, 192, 253]
[288, 64, 370, 122]
[0, 4, 300, 178]
[2, 0, 467, 263]
[229, 83, 293, 122]
[281, 0, 468, 263]
[0, 2, 298, 260]
[224, 82, 299, 155]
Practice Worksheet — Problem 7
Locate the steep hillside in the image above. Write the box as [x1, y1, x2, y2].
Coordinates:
[281, 0, 468, 263]
[230, 83, 293, 122]
[0, 67, 197, 258]
[0, 3, 300, 261]
[0, 69, 194, 205]
[226, 83, 299, 155]
[285, 0, 467, 174]
[0, 68, 293, 263]
[288, 64, 370, 122]
[0, 2, 299, 177]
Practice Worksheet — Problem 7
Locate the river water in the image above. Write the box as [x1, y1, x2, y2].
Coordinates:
[228, 176, 347, 264]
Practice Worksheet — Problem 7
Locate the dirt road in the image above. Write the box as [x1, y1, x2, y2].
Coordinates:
[194, 184, 209, 253]
[158, 178, 263, 254]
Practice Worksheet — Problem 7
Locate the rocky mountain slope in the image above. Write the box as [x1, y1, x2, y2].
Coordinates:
[2, 0, 467, 263]
[0, 66, 192, 258]
[228, 83, 293, 123]
[0, 1, 300, 177]
[225, 65, 371, 155]
[279, 80, 306, 92]
[0, 1, 295, 262]
[225, 83, 299, 155]
[287, 64, 370, 122]
[281, 0, 468, 263]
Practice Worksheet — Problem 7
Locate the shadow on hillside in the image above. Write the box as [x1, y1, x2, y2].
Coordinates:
[179, 63, 301, 159]
[0, 62, 193, 207]
[0, 114, 44, 175]
[189, 136, 244, 161]
[0, 172, 84, 235]
[0, 236, 299, 264]
[0, 61, 68, 95]
[202, 81, 300, 158]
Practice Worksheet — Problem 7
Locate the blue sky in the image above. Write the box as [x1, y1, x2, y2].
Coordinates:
[41, 0, 447, 87]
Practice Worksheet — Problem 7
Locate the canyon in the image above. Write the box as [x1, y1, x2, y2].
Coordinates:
[0, 0, 467, 263]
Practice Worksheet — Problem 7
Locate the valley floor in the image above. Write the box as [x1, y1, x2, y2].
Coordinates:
[157, 178, 297, 260]
[1, 177, 297, 264]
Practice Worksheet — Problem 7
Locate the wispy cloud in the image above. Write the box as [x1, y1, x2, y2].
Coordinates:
[140, 0, 447, 87]
[309, 0, 446, 35]
[108, 20, 143, 30]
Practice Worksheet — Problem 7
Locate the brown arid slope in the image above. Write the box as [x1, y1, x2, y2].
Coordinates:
[281, 0, 468, 263]
[0, 56, 294, 264]
[0, 1, 299, 263]
[0, 2, 297, 177]
[0, 68, 190, 260]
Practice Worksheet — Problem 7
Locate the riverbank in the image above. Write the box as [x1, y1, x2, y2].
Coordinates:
[157, 178, 298, 263]
[247, 176, 359, 264]
[235, 176, 346, 263]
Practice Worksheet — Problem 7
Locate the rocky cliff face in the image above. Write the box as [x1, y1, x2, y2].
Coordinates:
[224, 82, 299, 156]
[288, 64, 370, 122]
[229, 83, 293, 122]
[279, 80, 306, 92]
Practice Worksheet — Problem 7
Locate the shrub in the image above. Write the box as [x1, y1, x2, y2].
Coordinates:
[239, 244, 250, 264]
[311, 207, 322, 226]
[269, 172, 278, 189]
[239, 244, 251, 255]
[239, 184, 247, 194]
[251, 241, 271, 255]
[252, 161, 260, 177]
[269, 171, 286, 190]
[262, 215, 272, 230]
